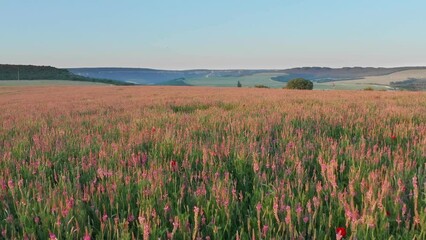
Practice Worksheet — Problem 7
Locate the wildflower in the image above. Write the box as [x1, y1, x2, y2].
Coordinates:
[49, 233, 57, 240]
[143, 220, 151, 240]
[296, 205, 303, 214]
[7, 180, 13, 190]
[83, 232, 91, 240]
[391, 135, 397, 140]
[303, 216, 309, 223]
[33, 216, 41, 225]
[253, 161, 260, 172]
[151, 127, 156, 133]
[256, 202, 262, 212]
[164, 204, 171, 213]
[336, 227, 346, 239]
[5, 215, 13, 223]
[193, 206, 200, 240]
[170, 160, 178, 171]
[102, 213, 108, 222]
[127, 214, 135, 223]
[273, 198, 280, 223]
[262, 225, 269, 237]
[172, 217, 179, 236]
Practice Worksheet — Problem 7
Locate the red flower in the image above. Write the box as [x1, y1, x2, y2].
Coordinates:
[170, 160, 177, 171]
[391, 135, 397, 140]
[151, 127, 156, 133]
[336, 227, 346, 238]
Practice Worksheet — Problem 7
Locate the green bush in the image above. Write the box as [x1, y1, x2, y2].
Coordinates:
[285, 78, 313, 90]
[254, 84, 269, 88]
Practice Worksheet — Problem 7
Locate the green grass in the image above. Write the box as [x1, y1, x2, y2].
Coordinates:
[185, 73, 286, 88]
[183, 73, 392, 90]
[314, 82, 391, 90]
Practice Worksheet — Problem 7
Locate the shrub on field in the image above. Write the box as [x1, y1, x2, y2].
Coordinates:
[237, 81, 242, 87]
[364, 86, 374, 91]
[254, 84, 269, 88]
[285, 78, 313, 90]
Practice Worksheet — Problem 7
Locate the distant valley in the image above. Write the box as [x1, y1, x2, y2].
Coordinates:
[69, 66, 426, 90]
[1, 64, 425, 90]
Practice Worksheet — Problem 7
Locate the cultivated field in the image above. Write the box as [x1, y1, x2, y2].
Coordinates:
[185, 73, 285, 88]
[0, 86, 425, 239]
[330, 69, 426, 86]
[181, 74, 391, 90]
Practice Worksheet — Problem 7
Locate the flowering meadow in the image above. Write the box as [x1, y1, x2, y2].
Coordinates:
[0, 86, 425, 239]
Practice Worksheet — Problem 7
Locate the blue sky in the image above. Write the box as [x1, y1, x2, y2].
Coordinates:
[1, 0, 425, 69]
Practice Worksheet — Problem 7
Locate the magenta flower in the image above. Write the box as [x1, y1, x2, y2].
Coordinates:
[102, 213, 108, 222]
[49, 233, 57, 240]
[127, 214, 135, 222]
[83, 232, 91, 240]
[303, 216, 309, 223]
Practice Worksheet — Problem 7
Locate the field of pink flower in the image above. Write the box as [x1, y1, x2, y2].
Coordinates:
[0, 86, 425, 239]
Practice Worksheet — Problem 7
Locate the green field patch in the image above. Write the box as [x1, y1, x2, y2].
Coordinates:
[170, 103, 211, 113]
[215, 101, 236, 111]
[185, 73, 286, 88]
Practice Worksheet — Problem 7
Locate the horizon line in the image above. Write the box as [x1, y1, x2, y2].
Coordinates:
[3, 63, 426, 71]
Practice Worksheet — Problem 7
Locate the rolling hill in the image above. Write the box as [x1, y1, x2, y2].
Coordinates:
[2, 65, 425, 89]
[68, 68, 268, 85]
[0, 64, 134, 85]
[69, 66, 426, 90]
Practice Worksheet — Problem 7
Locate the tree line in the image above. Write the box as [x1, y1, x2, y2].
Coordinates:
[0, 64, 134, 85]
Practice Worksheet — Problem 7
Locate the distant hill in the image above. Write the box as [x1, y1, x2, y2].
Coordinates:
[0, 64, 134, 85]
[271, 67, 426, 82]
[68, 68, 269, 85]
[3, 65, 425, 89]
[156, 77, 192, 86]
[68, 66, 426, 84]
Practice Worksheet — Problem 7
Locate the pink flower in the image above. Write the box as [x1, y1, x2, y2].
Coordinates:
[5, 215, 13, 223]
[33, 216, 41, 225]
[83, 233, 91, 240]
[102, 213, 108, 222]
[127, 214, 135, 222]
[303, 216, 309, 223]
[262, 225, 269, 237]
[256, 202, 262, 212]
[296, 205, 303, 214]
[49, 233, 57, 240]
[7, 180, 13, 189]
[164, 204, 171, 213]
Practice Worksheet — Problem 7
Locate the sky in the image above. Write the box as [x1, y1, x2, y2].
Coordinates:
[1, 0, 426, 69]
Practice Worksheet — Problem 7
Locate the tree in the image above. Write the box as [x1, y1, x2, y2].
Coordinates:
[237, 81, 242, 88]
[285, 78, 313, 90]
